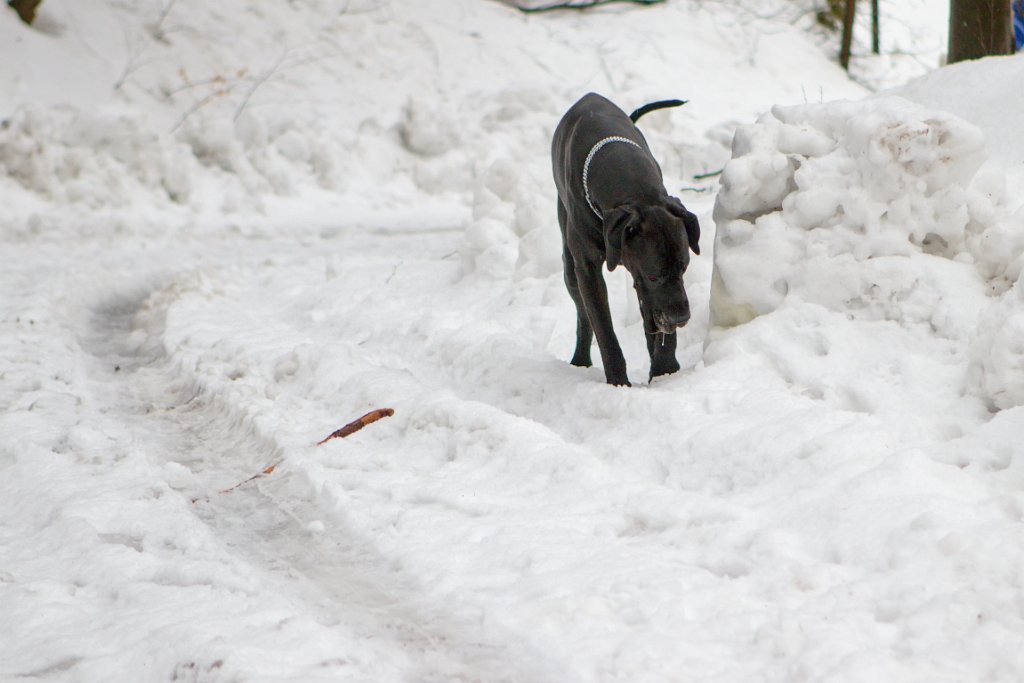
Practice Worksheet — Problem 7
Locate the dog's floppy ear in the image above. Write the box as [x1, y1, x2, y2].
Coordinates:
[601, 205, 639, 271]
[683, 212, 701, 256]
[666, 196, 701, 255]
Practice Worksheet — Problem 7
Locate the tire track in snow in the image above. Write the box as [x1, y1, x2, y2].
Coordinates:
[81, 263, 565, 683]
[65, 219, 825, 681]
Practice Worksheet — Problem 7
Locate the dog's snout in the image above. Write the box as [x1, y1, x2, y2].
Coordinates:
[666, 311, 690, 328]
[654, 309, 690, 333]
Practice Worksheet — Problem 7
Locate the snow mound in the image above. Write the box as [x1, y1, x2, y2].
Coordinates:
[710, 96, 1024, 411]
[969, 283, 1024, 410]
[893, 55, 1024, 170]
[0, 102, 356, 231]
[0, 105, 196, 208]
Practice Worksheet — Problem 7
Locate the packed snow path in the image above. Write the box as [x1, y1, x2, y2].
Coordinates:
[4, 193, 1023, 680]
[3, 224, 572, 681]
[81, 255, 521, 682]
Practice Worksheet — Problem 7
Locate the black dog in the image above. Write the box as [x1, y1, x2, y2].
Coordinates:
[552, 93, 701, 386]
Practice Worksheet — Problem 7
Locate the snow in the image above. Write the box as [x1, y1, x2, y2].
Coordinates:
[3, 0, 1024, 681]
[893, 55, 1024, 169]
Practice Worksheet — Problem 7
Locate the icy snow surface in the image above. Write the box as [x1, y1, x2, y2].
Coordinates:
[2, 0, 1023, 681]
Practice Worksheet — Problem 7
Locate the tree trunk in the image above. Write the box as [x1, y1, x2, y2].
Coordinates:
[948, 0, 1014, 64]
[871, 0, 880, 54]
[8, 0, 42, 24]
[839, 0, 856, 70]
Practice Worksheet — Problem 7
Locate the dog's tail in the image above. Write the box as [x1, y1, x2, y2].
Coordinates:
[629, 99, 687, 123]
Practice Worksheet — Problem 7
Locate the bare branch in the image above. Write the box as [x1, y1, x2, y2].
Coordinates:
[495, 0, 664, 14]
[151, 0, 179, 41]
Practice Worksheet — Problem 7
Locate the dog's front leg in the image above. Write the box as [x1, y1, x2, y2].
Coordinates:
[638, 298, 680, 381]
[575, 262, 630, 386]
[649, 331, 680, 381]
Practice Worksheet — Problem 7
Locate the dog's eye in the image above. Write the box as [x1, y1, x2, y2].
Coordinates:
[648, 276, 658, 282]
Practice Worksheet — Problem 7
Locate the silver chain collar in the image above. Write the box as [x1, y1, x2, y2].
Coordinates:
[582, 136, 642, 218]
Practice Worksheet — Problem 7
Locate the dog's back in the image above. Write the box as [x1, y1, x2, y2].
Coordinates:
[552, 93, 648, 202]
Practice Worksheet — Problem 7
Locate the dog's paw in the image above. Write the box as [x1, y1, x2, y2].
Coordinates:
[649, 359, 681, 381]
[605, 370, 631, 387]
[570, 355, 593, 368]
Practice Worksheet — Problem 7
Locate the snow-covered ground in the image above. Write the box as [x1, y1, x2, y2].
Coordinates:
[3, 0, 1024, 681]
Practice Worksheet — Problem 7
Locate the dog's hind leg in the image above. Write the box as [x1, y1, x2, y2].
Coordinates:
[559, 200, 593, 368]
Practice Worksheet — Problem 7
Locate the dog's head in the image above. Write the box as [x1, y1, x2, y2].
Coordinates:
[603, 197, 700, 333]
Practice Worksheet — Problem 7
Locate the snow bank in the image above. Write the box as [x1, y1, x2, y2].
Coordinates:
[0, 105, 196, 206]
[712, 96, 989, 326]
[893, 55, 1024, 170]
[710, 95, 1024, 410]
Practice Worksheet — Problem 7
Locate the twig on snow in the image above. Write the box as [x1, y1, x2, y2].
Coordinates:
[169, 85, 235, 133]
[218, 462, 280, 495]
[195, 407, 395, 502]
[317, 408, 395, 445]
[233, 43, 340, 121]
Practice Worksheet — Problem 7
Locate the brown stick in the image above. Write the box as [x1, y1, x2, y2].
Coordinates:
[317, 408, 395, 445]
[200, 408, 395, 500]
[218, 463, 278, 495]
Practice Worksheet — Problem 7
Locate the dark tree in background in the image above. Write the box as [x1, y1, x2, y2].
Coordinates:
[8, 0, 42, 24]
[837, 0, 880, 71]
[839, 0, 857, 69]
[948, 0, 1014, 64]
